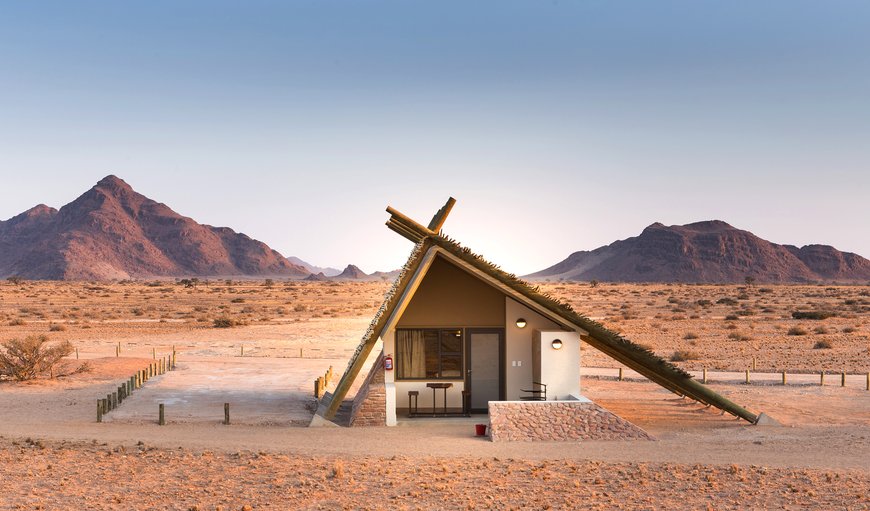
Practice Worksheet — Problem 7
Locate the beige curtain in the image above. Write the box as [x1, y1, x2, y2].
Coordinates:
[397, 330, 426, 378]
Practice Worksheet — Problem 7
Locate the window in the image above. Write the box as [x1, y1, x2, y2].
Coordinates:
[396, 328, 463, 380]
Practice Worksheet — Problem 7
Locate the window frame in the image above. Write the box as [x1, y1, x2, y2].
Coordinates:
[395, 327, 464, 381]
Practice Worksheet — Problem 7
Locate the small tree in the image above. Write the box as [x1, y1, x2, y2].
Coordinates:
[0, 335, 74, 381]
[745, 276, 756, 288]
[6, 276, 23, 285]
[590, 279, 599, 288]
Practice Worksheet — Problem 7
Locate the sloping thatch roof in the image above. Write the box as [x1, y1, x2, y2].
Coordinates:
[322, 203, 759, 424]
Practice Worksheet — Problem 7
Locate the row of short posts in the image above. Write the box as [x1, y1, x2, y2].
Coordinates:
[97, 346, 177, 422]
[616, 364, 870, 391]
[314, 365, 334, 399]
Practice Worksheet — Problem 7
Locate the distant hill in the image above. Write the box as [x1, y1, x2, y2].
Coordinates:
[526, 220, 870, 283]
[287, 256, 341, 277]
[0, 175, 310, 280]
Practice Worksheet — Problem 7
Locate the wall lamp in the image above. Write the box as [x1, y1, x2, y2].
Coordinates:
[551, 339, 563, 350]
[515, 318, 527, 328]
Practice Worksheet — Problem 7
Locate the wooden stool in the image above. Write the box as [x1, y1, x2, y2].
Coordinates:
[408, 390, 419, 416]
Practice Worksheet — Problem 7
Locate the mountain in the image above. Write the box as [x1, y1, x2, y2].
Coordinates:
[0, 175, 310, 280]
[287, 256, 341, 277]
[332, 264, 369, 280]
[526, 220, 870, 283]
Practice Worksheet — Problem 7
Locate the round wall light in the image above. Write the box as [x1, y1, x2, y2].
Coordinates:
[551, 339, 563, 350]
[515, 318, 527, 328]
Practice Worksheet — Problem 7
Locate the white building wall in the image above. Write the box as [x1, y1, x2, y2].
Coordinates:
[533, 330, 581, 400]
[504, 298, 562, 400]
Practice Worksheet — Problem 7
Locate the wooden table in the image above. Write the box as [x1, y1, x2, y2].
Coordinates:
[426, 382, 453, 415]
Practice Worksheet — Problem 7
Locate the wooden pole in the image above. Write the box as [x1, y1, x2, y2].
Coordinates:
[314, 378, 321, 398]
[752, 357, 757, 371]
[782, 371, 787, 385]
[112, 391, 117, 409]
[299, 348, 303, 358]
[117, 341, 121, 354]
[841, 372, 846, 387]
[867, 372, 869, 391]
[102, 398, 108, 414]
[745, 369, 750, 385]
[107, 394, 113, 411]
[241, 345, 244, 357]
[116, 345, 119, 357]
[702, 367, 707, 384]
[97, 400, 102, 423]
[152, 347, 156, 360]
[820, 371, 825, 386]
[224, 403, 230, 425]
[76, 347, 79, 360]
[158, 404, 165, 426]
[618, 367, 624, 381]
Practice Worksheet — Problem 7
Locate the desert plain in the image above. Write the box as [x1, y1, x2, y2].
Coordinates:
[1, 279, 869, 509]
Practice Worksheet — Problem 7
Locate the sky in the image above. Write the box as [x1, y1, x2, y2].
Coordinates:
[1, 1, 868, 275]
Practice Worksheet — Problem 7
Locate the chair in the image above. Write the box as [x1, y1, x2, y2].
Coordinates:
[408, 390, 419, 416]
[520, 382, 547, 401]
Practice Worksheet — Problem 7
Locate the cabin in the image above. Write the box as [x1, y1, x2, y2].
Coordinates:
[315, 199, 761, 440]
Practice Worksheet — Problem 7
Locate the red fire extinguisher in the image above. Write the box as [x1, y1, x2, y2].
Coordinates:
[384, 354, 393, 371]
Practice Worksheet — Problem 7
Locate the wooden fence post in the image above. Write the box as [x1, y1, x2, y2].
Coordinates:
[97, 400, 102, 423]
[618, 367, 624, 381]
[101, 398, 108, 415]
[745, 369, 750, 385]
[841, 372, 846, 387]
[314, 378, 322, 398]
[158, 404, 165, 425]
[702, 367, 707, 384]
[782, 371, 787, 385]
[752, 357, 757, 371]
[152, 347, 156, 360]
[76, 347, 79, 360]
[820, 371, 825, 386]
[867, 372, 869, 391]
[224, 403, 230, 425]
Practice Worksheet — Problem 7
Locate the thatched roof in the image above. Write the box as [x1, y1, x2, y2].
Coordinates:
[322, 202, 759, 424]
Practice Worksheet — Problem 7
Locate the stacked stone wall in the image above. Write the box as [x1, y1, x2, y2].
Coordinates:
[350, 353, 386, 427]
[488, 401, 653, 441]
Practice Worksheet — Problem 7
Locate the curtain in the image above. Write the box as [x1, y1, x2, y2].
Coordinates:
[397, 330, 426, 378]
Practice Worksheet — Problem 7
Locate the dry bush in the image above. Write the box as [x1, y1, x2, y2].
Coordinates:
[787, 326, 808, 336]
[670, 350, 700, 362]
[213, 317, 247, 328]
[683, 332, 699, 340]
[813, 340, 833, 349]
[0, 335, 74, 381]
[792, 311, 835, 320]
[49, 323, 66, 332]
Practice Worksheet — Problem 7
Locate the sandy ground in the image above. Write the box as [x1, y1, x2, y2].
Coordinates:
[104, 356, 344, 426]
[1, 281, 869, 508]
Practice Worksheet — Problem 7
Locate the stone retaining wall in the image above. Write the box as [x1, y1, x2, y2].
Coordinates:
[488, 400, 653, 441]
[349, 353, 386, 427]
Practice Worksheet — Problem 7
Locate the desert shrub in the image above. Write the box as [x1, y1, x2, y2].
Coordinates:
[813, 340, 833, 349]
[727, 332, 742, 340]
[792, 311, 835, 320]
[670, 350, 700, 362]
[696, 299, 712, 307]
[813, 326, 829, 335]
[843, 326, 857, 333]
[48, 324, 66, 332]
[213, 317, 246, 328]
[758, 288, 774, 293]
[724, 314, 739, 321]
[8, 318, 26, 326]
[717, 297, 738, 306]
[683, 332, 699, 340]
[787, 326, 807, 336]
[0, 335, 74, 381]
[231, 298, 245, 304]
[6, 276, 23, 285]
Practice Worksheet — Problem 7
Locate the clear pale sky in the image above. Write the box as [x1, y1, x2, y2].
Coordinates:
[1, 2, 868, 275]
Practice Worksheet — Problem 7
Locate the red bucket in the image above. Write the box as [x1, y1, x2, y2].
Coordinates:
[475, 424, 487, 436]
